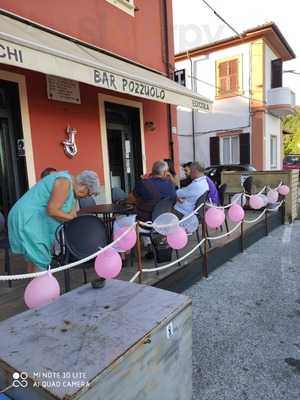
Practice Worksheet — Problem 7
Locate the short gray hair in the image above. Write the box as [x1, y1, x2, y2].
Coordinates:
[190, 162, 205, 173]
[76, 170, 101, 195]
[152, 160, 168, 176]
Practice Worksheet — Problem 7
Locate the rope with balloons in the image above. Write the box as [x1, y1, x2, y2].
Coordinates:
[0, 181, 289, 309]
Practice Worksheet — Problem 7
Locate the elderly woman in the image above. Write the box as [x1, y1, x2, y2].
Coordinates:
[8, 170, 100, 272]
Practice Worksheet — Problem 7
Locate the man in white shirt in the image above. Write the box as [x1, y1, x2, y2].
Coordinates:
[174, 162, 209, 216]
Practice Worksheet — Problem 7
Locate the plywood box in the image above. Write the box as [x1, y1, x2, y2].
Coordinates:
[0, 280, 192, 400]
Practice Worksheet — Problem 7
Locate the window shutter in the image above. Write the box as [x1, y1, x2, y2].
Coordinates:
[271, 59, 282, 88]
[210, 136, 220, 165]
[239, 133, 250, 164]
[229, 59, 238, 92]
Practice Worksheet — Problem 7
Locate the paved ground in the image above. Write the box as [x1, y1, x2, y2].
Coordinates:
[186, 221, 300, 400]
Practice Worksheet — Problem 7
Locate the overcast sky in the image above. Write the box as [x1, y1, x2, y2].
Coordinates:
[172, 0, 299, 103]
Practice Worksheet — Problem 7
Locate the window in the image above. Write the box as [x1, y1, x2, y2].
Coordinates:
[270, 135, 277, 168]
[105, 0, 135, 16]
[221, 136, 240, 164]
[216, 57, 242, 98]
[271, 59, 283, 89]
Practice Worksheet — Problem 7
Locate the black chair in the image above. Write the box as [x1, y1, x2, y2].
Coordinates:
[0, 212, 11, 288]
[55, 215, 108, 292]
[218, 184, 229, 233]
[243, 176, 253, 195]
[193, 191, 210, 255]
[78, 197, 96, 209]
[140, 197, 175, 271]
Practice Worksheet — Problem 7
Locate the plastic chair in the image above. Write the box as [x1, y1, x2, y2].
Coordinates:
[193, 191, 210, 254]
[0, 212, 11, 288]
[56, 215, 108, 292]
[218, 184, 229, 233]
[140, 197, 175, 272]
[78, 196, 96, 209]
[243, 176, 253, 195]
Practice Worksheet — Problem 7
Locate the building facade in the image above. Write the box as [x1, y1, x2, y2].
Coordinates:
[175, 23, 296, 171]
[0, 1, 211, 214]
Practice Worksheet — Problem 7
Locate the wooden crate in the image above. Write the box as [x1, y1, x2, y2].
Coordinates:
[0, 280, 192, 400]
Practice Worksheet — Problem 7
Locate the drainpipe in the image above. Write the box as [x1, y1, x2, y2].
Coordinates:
[161, 0, 175, 163]
[188, 53, 196, 161]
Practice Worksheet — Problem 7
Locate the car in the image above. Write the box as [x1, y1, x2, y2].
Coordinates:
[204, 164, 256, 187]
[283, 154, 300, 172]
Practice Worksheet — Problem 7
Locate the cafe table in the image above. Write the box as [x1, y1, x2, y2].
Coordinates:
[78, 203, 135, 240]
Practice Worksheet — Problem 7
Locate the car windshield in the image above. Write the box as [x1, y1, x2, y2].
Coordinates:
[284, 155, 300, 164]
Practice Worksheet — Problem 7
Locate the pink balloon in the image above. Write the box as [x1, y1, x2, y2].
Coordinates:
[249, 195, 264, 210]
[24, 272, 60, 309]
[167, 227, 188, 250]
[205, 208, 225, 229]
[267, 190, 278, 204]
[95, 248, 122, 279]
[228, 204, 245, 223]
[113, 226, 137, 251]
[278, 185, 290, 196]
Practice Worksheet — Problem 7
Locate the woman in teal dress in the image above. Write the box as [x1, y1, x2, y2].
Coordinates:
[8, 170, 100, 271]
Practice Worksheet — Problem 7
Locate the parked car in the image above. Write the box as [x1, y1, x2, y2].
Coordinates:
[204, 164, 256, 187]
[283, 154, 300, 172]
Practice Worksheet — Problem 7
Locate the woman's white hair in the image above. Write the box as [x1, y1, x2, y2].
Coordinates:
[76, 170, 101, 195]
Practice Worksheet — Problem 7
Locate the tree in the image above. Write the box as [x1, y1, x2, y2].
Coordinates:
[283, 107, 300, 155]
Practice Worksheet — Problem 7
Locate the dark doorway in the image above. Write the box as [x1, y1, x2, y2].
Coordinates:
[0, 80, 28, 216]
[105, 102, 143, 195]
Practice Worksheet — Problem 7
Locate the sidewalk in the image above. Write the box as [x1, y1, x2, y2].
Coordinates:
[186, 221, 300, 400]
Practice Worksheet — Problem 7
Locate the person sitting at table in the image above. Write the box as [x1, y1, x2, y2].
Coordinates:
[8, 170, 101, 272]
[133, 160, 177, 222]
[180, 161, 193, 188]
[174, 162, 209, 218]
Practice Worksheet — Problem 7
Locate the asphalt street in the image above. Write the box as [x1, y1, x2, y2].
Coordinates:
[185, 221, 300, 400]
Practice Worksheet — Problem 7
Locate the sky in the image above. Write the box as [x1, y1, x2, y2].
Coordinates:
[172, 0, 300, 104]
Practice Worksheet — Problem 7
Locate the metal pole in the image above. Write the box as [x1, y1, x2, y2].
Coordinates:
[135, 223, 143, 283]
[202, 222, 208, 278]
[265, 210, 269, 236]
[240, 221, 244, 252]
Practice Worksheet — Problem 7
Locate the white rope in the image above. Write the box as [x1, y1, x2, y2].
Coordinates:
[129, 271, 141, 283]
[205, 201, 233, 209]
[142, 239, 206, 273]
[206, 221, 242, 240]
[267, 201, 284, 212]
[0, 223, 137, 281]
[138, 203, 204, 229]
[244, 209, 266, 224]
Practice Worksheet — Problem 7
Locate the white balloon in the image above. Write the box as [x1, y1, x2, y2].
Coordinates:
[179, 214, 199, 234]
[259, 194, 268, 207]
[267, 189, 279, 204]
[231, 193, 246, 207]
[153, 213, 179, 236]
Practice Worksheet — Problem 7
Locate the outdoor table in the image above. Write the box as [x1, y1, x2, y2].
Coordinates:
[0, 279, 192, 400]
[78, 203, 135, 240]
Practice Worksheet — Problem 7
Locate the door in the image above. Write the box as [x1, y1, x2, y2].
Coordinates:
[107, 125, 135, 194]
[105, 102, 143, 197]
[0, 80, 28, 216]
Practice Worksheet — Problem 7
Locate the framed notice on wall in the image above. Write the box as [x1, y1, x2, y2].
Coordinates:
[46, 75, 81, 104]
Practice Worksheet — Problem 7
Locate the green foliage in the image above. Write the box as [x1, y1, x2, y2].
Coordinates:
[283, 107, 300, 155]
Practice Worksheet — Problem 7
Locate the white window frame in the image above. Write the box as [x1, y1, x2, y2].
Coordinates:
[220, 135, 240, 165]
[270, 135, 278, 169]
[105, 0, 135, 16]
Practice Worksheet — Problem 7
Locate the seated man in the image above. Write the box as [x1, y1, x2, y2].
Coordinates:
[180, 161, 193, 188]
[134, 160, 177, 221]
[174, 162, 209, 217]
